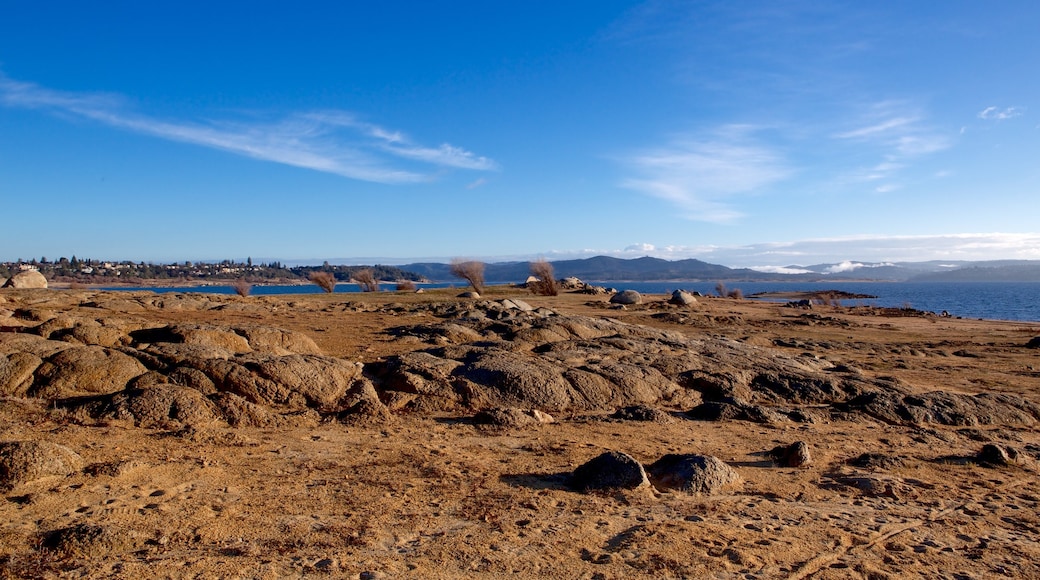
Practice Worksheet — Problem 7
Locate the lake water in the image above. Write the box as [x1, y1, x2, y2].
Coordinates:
[99, 281, 1040, 323]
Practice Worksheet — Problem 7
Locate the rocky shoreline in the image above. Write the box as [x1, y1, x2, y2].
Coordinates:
[2, 286, 1039, 578]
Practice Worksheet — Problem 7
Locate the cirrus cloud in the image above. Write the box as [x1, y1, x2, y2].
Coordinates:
[0, 73, 497, 184]
[618, 125, 792, 223]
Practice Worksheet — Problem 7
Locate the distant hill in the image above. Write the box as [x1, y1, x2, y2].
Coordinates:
[907, 262, 1040, 282]
[402, 256, 815, 283]
[401, 257, 1040, 284]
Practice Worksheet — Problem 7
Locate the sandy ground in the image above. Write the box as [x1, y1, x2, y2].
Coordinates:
[2, 287, 1039, 579]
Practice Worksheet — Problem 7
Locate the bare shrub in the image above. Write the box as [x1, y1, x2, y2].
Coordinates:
[728, 288, 743, 300]
[396, 280, 417, 292]
[309, 271, 337, 293]
[715, 282, 728, 297]
[353, 269, 379, 292]
[528, 259, 559, 296]
[232, 279, 252, 297]
[450, 259, 485, 294]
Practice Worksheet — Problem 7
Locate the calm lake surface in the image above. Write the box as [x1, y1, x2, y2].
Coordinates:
[100, 281, 1040, 323]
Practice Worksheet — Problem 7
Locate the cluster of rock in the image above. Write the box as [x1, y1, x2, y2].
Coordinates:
[0, 308, 388, 430]
[374, 299, 1040, 427]
[570, 450, 743, 495]
[3, 290, 1039, 437]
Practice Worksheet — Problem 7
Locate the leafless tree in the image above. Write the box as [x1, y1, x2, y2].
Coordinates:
[309, 271, 337, 293]
[232, 278, 252, 297]
[450, 259, 485, 294]
[353, 269, 379, 292]
[528, 259, 559, 296]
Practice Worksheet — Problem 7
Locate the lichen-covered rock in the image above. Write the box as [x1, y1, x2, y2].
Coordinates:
[0, 352, 42, 397]
[31, 346, 148, 398]
[232, 325, 323, 355]
[41, 523, 137, 559]
[609, 290, 642, 305]
[77, 385, 226, 428]
[0, 440, 83, 489]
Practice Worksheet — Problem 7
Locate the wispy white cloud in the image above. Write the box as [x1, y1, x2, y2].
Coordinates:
[978, 106, 1023, 121]
[618, 125, 791, 222]
[834, 101, 952, 189]
[0, 73, 496, 184]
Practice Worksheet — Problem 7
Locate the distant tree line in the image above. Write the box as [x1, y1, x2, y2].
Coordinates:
[0, 257, 426, 284]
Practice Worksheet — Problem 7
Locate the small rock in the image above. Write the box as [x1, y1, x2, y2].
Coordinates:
[610, 405, 671, 422]
[848, 453, 906, 470]
[978, 443, 1021, 467]
[1025, 337, 1040, 349]
[473, 406, 554, 428]
[457, 291, 481, 299]
[571, 451, 649, 492]
[769, 441, 812, 467]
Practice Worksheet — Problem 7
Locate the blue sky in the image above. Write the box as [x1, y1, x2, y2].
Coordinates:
[1, 1, 1038, 268]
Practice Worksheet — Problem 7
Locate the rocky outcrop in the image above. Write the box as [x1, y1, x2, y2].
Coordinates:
[376, 308, 888, 416]
[0, 300, 386, 429]
[837, 391, 1040, 426]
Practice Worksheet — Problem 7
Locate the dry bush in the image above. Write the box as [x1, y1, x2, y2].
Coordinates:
[396, 280, 417, 292]
[353, 269, 379, 292]
[449, 259, 485, 294]
[232, 279, 252, 297]
[715, 282, 728, 297]
[309, 271, 337, 293]
[728, 288, 744, 299]
[528, 260, 559, 296]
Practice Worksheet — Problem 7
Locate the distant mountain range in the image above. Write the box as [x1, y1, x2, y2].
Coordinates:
[398, 257, 1040, 283]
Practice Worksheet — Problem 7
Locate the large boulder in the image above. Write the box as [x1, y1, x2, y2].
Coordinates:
[571, 451, 649, 492]
[669, 290, 698, 306]
[646, 454, 742, 495]
[0, 441, 83, 489]
[2, 270, 48, 289]
[609, 290, 642, 305]
[31, 346, 148, 398]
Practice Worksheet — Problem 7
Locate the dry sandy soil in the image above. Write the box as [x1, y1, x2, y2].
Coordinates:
[1, 286, 1039, 579]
